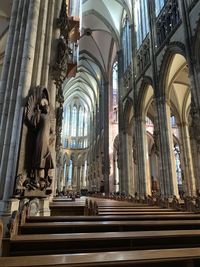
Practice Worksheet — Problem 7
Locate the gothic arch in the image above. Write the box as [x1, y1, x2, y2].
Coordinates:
[123, 97, 133, 133]
[158, 42, 186, 98]
[136, 76, 153, 117]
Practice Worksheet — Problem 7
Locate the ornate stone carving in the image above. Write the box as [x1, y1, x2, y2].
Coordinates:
[156, 0, 180, 47]
[190, 104, 200, 148]
[56, 104, 63, 149]
[51, 0, 70, 175]
[132, 136, 137, 164]
[15, 86, 54, 196]
[56, 0, 69, 37]
[153, 128, 160, 156]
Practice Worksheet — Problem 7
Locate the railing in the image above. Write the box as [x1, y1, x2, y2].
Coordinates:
[136, 35, 150, 77]
[123, 64, 132, 92]
[156, 0, 180, 48]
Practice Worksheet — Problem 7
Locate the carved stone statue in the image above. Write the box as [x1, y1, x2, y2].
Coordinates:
[21, 86, 54, 195]
[190, 106, 200, 146]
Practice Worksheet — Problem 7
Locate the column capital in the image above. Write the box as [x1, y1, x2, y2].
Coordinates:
[155, 96, 169, 106]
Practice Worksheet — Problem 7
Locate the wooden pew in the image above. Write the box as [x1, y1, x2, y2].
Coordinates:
[26, 213, 200, 223]
[49, 202, 85, 216]
[3, 196, 200, 263]
[19, 220, 200, 234]
[0, 219, 3, 256]
[0, 247, 200, 266]
[5, 229, 200, 256]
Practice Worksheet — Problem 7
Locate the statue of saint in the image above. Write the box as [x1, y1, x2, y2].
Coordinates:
[25, 86, 54, 191]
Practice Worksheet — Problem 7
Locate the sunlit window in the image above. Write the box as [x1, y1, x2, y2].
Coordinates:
[68, 160, 73, 185]
[62, 100, 89, 149]
[84, 111, 88, 136]
[174, 143, 182, 185]
[122, 15, 132, 72]
[112, 61, 118, 123]
[135, 0, 149, 48]
[66, 106, 70, 136]
[69, 0, 81, 17]
[72, 106, 77, 136]
[155, 0, 166, 16]
[78, 106, 84, 136]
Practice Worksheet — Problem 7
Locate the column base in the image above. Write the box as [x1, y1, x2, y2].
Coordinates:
[0, 198, 20, 217]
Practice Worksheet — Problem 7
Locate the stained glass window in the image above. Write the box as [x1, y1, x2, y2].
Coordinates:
[112, 61, 118, 123]
[78, 106, 84, 136]
[122, 15, 132, 72]
[72, 106, 77, 136]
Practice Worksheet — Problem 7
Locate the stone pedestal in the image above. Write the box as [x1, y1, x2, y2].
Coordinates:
[0, 198, 20, 240]
[38, 198, 50, 216]
[0, 198, 20, 217]
[26, 198, 50, 216]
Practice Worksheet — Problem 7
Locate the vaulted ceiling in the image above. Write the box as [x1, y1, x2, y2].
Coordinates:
[0, 0, 133, 114]
[64, 0, 133, 116]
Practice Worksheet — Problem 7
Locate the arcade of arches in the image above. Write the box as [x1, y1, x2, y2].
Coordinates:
[1, 0, 200, 216]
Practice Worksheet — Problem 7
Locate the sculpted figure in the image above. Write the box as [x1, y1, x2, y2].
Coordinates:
[25, 86, 54, 190]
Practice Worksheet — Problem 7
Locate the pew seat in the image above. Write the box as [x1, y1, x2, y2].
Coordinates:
[6, 229, 200, 256]
[19, 220, 200, 234]
[1, 247, 200, 266]
[26, 214, 200, 222]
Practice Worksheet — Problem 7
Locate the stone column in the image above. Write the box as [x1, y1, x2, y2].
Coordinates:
[134, 116, 149, 197]
[155, 97, 179, 197]
[103, 81, 110, 194]
[42, 0, 56, 88]
[82, 164, 86, 188]
[178, 123, 196, 196]
[178, 0, 200, 108]
[123, 133, 129, 194]
[118, 132, 126, 194]
[0, 0, 41, 202]
[0, 0, 20, 120]
[31, 0, 48, 87]
[0, 0, 28, 163]
[65, 164, 69, 187]
[77, 166, 81, 191]
[79, 165, 82, 189]
[143, 131, 151, 196]
[72, 164, 77, 190]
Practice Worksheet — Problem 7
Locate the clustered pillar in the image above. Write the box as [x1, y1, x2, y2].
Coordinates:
[0, 0, 61, 215]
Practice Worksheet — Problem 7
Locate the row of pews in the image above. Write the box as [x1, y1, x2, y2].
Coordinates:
[1, 196, 200, 266]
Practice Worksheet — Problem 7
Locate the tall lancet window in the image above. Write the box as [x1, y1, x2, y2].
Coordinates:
[78, 106, 84, 136]
[122, 15, 132, 72]
[112, 61, 118, 123]
[84, 111, 88, 136]
[155, 0, 166, 16]
[68, 159, 73, 185]
[66, 106, 71, 136]
[135, 0, 149, 48]
[72, 106, 77, 136]
[69, 0, 81, 17]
